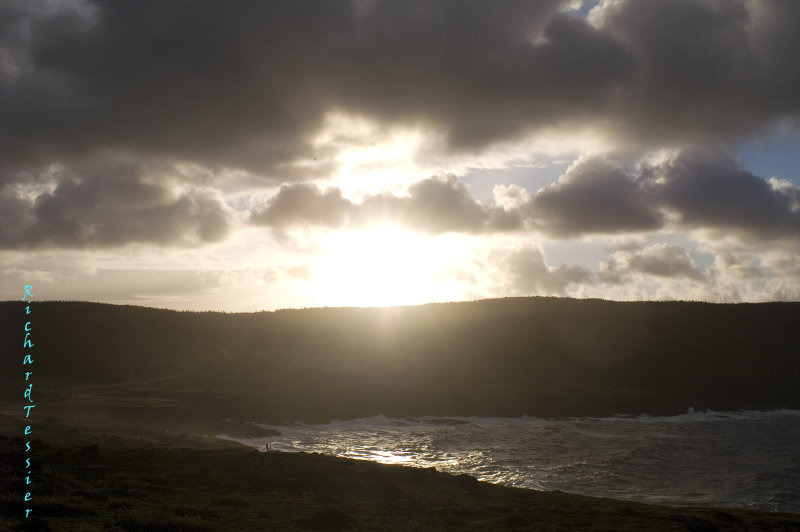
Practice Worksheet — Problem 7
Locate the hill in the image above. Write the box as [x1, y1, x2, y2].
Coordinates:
[2, 298, 799, 428]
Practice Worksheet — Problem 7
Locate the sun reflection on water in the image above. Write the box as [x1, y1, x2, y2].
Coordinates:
[218, 411, 800, 513]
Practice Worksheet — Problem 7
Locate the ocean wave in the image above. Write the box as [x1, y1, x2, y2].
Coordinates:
[253, 408, 800, 431]
[227, 409, 800, 513]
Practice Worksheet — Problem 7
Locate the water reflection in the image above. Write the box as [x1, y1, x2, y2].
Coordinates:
[218, 411, 800, 513]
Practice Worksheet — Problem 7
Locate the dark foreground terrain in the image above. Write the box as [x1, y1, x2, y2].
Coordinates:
[2, 414, 799, 532]
[2, 298, 800, 530]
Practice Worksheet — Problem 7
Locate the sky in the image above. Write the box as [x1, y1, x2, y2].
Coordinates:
[1, 0, 800, 311]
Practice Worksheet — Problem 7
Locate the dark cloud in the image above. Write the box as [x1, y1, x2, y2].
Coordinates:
[526, 157, 662, 236]
[3, 0, 800, 249]
[0, 161, 231, 248]
[251, 148, 800, 241]
[251, 175, 520, 234]
[597, 0, 800, 145]
[523, 148, 800, 240]
[4, 0, 798, 177]
[1, 0, 351, 174]
[251, 183, 352, 229]
[648, 149, 800, 239]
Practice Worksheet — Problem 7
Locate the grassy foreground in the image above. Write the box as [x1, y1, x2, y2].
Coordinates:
[2, 415, 799, 531]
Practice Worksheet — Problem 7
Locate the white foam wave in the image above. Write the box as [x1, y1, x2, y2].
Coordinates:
[254, 408, 800, 433]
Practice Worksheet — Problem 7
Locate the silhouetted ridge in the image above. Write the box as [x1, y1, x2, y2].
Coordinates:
[2, 298, 798, 420]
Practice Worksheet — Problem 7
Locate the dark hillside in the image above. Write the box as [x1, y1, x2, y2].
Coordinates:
[2, 298, 798, 425]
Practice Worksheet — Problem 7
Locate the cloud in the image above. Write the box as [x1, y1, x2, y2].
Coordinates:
[251, 175, 520, 234]
[501, 247, 592, 296]
[526, 156, 662, 236]
[649, 149, 800, 239]
[0, 160, 232, 248]
[1, 1, 350, 176]
[251, 147, 800, 242]
[594, 0, 800, 145]
[250, 183, 352, 229]
[3, 0, 800, 256]
[360, 175, 503, 233]
[600, 243, 706, 284]
[3, 0, 799, 178]
[524, 148, 800, 240]
[588, 237, 800, 302]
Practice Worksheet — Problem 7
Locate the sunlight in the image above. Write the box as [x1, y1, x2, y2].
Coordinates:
[311, 111, 427, 199]
[309, 226, 466, 308]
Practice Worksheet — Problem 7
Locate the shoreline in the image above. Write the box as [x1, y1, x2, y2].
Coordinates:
[2, 413, 799, 531]
[217, 408, 800, 515]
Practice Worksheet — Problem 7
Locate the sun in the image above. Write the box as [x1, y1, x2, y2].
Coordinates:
[309, 225, 465, 308]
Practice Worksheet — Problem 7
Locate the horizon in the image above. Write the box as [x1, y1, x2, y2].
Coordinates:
[1, 295, 796, 316]
[2, 1, 800, 311]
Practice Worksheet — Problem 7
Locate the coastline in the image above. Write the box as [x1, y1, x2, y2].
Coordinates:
[1, 412, 799, 531]
[2, 299, 799, 529]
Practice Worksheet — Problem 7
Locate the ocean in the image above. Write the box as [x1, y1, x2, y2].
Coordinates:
[220, 409, 800, 513]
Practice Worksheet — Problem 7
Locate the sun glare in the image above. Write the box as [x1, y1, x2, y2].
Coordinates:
[312, 111, 428, 199]
[309, 226, 466, 308]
